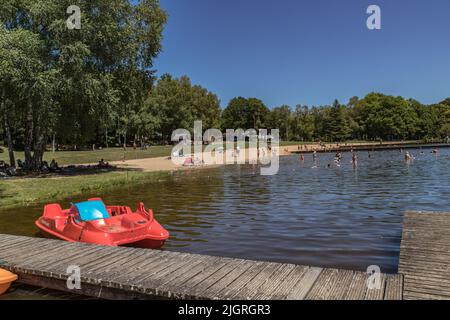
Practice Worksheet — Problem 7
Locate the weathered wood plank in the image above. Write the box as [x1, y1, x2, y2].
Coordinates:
[250, 264, 296, 300]
[399, 211, 450, 301]
[285, 267, 322, 300]
[342, 271, 368, 300]
[364, 274, 386, 300]
[262, 265, 309, 300]
[384, 274, 403, 300]
[228, 262, 283, 300]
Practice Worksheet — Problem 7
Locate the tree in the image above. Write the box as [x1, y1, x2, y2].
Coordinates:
[269, 105, 292, 140]
[0, 0, 167, 170]
[222, 97, 269, 131]
[354, 93, 419, 140]
[144, 74, 221, 143]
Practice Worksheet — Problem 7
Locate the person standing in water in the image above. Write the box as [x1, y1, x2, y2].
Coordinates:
[352, 152, 358, 166]
[405, 151, 412, 161]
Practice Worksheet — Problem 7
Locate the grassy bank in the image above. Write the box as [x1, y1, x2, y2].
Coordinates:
[0, 170, 171, 210]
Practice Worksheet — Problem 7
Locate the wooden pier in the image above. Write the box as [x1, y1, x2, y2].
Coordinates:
[0, 211, 448, 300]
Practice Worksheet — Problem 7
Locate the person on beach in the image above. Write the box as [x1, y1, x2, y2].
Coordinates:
[50, 159, 59, 172]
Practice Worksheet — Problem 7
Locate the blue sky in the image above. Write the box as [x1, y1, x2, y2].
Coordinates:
[154, 0, 450, 108]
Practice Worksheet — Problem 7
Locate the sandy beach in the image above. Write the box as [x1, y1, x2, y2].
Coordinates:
[110, 141, 400, 172]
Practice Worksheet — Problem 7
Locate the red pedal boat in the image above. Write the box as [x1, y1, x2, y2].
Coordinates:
[35, 198, 169, 249]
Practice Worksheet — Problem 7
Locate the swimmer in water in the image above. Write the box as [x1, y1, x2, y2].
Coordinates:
[300, 154, 305, 162]
[405, 151, 412, 161]
[352, 152, 358, 166]
[335, 152, 342, 163]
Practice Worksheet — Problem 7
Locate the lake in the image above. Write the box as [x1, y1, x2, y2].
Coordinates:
[1, 148, 449, 274]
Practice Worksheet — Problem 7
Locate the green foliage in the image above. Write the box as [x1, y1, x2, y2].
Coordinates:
[221, 93, 450, 142]
[222, 97, 270, 131]
[0, 0, 167, 169]
[143, 74, 221, 142]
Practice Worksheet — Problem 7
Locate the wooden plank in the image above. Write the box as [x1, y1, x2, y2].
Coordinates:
[0, 238, 53, 260]
[155, 255, 222, 298]
[342, 271, 368, 300]
[217, 261, 268, 299]
[250, 264, 296, 300]
[261, 265, 309, 300]
[384, 275, 403, 300]
[103, 250, 173, 286]
[109, 251, 194, 294]
[364, 274, 386, 300]
[399, 211, 450, 300]
[327, 270, 357, 300]
[306, 268, 343, 300]
[1, 241, 76, 270]
[199, 260, 255, 299]
[228, 262, 283, 300]
[285, 267, 322, 300]
[188, 259, 251, 299]
[168, 260, 231, 299]
[139, 254, 206, 296]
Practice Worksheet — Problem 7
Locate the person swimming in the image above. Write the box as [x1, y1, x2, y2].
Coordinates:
[334, 152, 342, 163]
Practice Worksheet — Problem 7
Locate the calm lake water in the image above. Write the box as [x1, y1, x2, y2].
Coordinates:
[1, 148, 449, 273]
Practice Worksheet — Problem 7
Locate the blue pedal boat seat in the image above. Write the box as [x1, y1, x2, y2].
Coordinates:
[74, 200, 109, 221]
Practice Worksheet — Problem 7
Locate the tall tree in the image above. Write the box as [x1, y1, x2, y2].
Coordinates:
[0, 0, 167, 170]
[222, 97, 269, 130]
[144, 74, 221, 143]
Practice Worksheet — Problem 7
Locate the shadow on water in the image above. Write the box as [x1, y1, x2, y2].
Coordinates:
[1, 148, 449, 274]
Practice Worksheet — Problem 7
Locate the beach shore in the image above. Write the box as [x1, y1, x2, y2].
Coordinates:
[110, 141, 426, 172]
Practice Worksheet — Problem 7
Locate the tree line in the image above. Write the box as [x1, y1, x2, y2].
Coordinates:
[225, 94, 450, 142]
[1, 1, 449, 171]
